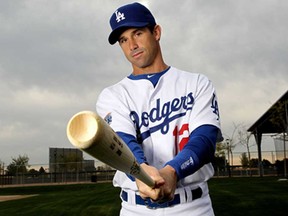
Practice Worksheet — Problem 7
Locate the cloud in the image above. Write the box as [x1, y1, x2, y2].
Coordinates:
[0, 0, 287, 166]
[158, 1, 288, 125]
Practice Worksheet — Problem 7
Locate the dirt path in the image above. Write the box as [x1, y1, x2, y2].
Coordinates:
[0, 194, 38, 202]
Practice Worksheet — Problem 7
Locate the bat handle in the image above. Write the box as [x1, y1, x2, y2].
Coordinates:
[134, 165, 156, 188]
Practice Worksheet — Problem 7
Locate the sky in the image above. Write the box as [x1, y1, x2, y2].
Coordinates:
[0, 0, 287, 167]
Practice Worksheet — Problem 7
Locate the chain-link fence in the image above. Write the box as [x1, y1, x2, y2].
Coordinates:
[0, 168, 116, 186]
[1, 150, 287, 186]
[213, 150, 288, 177]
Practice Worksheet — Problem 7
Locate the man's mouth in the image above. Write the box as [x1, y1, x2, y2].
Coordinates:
[131, 49, 144, 58]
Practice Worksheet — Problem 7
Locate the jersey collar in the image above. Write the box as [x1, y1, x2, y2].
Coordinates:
[127, 66, 171, 87]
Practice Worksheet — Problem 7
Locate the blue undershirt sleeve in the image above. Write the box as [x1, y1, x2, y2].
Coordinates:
[116, 132, 147, 164]
[116, 132, 147, 182]
[165, 125, 219, 180]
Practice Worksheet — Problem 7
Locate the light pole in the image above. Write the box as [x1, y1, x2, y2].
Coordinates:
[226, 139, 231, 177]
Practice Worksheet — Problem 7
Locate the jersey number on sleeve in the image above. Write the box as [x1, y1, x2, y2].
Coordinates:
[173, 124, 189, 155]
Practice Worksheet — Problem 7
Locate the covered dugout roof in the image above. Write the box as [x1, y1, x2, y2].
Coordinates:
[247, 90, 287, 177]
[248, 90, 288, 134]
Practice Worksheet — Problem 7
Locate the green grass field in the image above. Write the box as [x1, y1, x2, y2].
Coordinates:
[0, 177, 287, 216]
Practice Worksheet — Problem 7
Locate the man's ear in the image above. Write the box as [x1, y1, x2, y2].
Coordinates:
[153, 25, 161, 41]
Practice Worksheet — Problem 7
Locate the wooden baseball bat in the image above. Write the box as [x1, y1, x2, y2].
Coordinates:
[66, 111, 155, 187]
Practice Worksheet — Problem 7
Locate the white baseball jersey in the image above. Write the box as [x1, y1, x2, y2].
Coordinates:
[96, 66, 221, 192]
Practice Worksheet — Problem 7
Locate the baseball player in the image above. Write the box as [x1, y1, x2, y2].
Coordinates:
[96, 2, 222, 216]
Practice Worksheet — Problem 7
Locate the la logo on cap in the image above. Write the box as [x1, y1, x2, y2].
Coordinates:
[108, 3, 156, 44]
[115, 10, 125, 23]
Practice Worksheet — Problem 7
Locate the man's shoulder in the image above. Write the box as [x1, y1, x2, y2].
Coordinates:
[98, 76, 132, 100]
[169, 66, 207, 80]
[102, 76, 129, 91]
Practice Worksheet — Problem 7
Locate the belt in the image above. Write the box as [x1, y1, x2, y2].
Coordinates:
[121, 187, 202, 209]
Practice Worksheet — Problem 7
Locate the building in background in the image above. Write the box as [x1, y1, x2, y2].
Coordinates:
[49, 148, 96, 173]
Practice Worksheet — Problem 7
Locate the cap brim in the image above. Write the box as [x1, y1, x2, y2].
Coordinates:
[108, 22, 150, 45]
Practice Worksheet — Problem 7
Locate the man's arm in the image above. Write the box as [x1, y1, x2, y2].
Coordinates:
[165, 124, 219, 179]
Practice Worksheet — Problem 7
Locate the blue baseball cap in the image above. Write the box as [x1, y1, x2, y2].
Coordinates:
[108, 2, 156, 45]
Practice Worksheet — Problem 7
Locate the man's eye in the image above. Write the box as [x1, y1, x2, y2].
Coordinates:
[135, 31, 142, 36]
[119, 38, 127, 44]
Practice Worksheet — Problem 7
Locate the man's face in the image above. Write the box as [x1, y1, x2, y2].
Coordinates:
[118, 26, 160, 71]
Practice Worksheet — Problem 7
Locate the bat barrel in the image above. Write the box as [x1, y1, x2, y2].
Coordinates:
[67, 111, 99, 149]
[66, 111, 155, 188]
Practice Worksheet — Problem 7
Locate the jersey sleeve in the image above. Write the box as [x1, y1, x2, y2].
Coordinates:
[96, 87, 135, 134]
[188, 74, 221, 132]
[96, 87, 147, 165]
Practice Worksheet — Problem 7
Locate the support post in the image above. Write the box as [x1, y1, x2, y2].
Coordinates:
[254, 129, 263, 177]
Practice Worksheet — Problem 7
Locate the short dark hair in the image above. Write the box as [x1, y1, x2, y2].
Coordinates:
[147, 24, 156, 33]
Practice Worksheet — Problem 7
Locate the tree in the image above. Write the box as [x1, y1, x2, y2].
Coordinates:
[213, 141, 232, 176]
[237, 125, 255, 171]
[213, 142, 227, 169]
[223, 122, 240, 167]
[215, 142, 226, 158]
[262, 159, 272, 168]
[6, 155, 30, 175]
[240, 153, 249, 168]
[0, 160, 4, 175]
[28, 168, 39, 177]
[269, 100, 288, 133]
[39, 166, 46, 174]
[249, 158, 259, 168]
[275, 159, 288, 176]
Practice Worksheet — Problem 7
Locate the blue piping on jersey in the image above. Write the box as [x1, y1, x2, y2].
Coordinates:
[127, 66, 171, 87]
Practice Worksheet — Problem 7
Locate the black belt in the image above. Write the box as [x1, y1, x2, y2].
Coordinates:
[121, 187, 202, 209]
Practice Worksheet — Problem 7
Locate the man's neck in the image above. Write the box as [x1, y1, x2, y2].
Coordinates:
[132, 63, 168, 75]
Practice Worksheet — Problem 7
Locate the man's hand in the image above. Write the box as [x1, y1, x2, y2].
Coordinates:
[158, 165, 178, 203]
[136, 164, 178, 204]
[136, 163, 165, 201]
